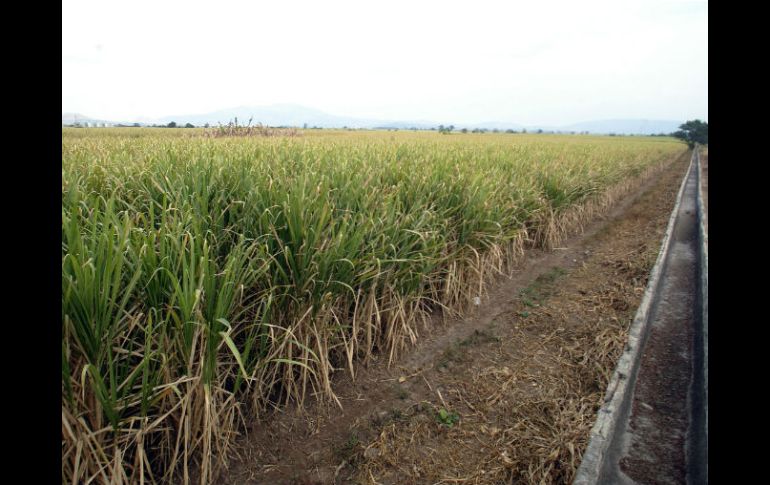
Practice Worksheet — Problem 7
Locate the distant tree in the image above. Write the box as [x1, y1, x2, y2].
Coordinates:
[461, 128, 468, 134]
[505, 129, 515, 134]
[492, 128, 499, 133]
[448, 125, 454, 133]
[303, 123, 308, 129]
[133, 122, 140, 127]
[536, 129, 543, 134]
[167, 121, 177, 128]
[438, 124, 445, 132]
[184, 123, 195, 128]
[204, 123, 210, 128]
[521, 128, 527, 134]
[672, 119, 708, 149]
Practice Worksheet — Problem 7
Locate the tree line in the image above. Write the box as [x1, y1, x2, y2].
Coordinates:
[76, 119, 708, 146]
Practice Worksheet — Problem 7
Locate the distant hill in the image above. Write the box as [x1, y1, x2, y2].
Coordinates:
[153, 104, 435, 130]
[561, 119, 682, 136]
[62, 113, 136, 126]
[62, 113, 111, 125]
[466, 121, 526, 131]
[63, 106, 684, 135]
[460, 119, 681, 135]
[153, 105, 682, 134]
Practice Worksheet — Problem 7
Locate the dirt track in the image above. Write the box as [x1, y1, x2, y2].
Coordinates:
[215, 150, 692, 485]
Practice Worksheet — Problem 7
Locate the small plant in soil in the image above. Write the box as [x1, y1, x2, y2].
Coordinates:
[390, 409, 405, 421]
[334, 432, 360, 461]
[460, 328, 501, 347]
[519, 266, 568, 307]
[435, 407, 460, 427]
[523, 297, 538, 307]
[439, 329, 501, 370]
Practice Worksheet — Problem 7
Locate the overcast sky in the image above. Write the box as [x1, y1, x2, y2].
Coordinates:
[62, 0, 707, 125]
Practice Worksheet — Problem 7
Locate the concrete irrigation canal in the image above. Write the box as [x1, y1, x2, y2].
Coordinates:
[574, 148, 708, 485]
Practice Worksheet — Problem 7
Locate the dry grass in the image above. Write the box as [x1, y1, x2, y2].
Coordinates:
[353, 323, 628, 484]
[354, 236, 661, 485]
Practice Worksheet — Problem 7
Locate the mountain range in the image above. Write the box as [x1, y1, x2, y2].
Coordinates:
[62, 104, 683, 135]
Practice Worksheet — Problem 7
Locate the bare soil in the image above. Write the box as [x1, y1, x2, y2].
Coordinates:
[215, 151, 691, 485]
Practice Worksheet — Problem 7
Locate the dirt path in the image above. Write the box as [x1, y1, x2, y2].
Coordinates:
[216, 151, 691, 485]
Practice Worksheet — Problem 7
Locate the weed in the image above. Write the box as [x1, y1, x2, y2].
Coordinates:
[519, 266, 568, 306]
[334, 432, 360, 461]
[460, 328, 501, 347]
[435, 407, 460, 427]
[438, 328, 501, 370]
[390, 409, 405, 421]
